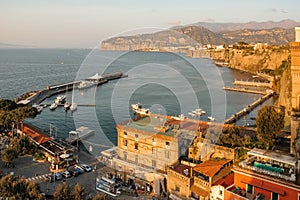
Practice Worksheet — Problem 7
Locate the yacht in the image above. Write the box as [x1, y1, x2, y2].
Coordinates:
[77, 80, 97, 89]
[131, 103, 150, 116]
[54, 95, 66, 104]
[50, 103, 58, 110]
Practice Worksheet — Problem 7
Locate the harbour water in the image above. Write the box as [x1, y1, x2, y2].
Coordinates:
[0, 49, 274, 155]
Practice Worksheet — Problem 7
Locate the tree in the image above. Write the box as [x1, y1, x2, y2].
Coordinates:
[73, 183, 85, 200]
[1, 148, 17, 164]
[0, 175, 43, 199]
[92, 193, 107, 200]
[256, 105, 284, 149]
[54, 182, 72, 200]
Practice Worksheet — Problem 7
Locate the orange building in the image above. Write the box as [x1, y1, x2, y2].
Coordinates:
[224, 148, 300, 200]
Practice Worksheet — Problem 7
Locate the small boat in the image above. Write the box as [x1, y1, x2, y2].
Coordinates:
[70, 103, 77, 112]
[188, 112, 196, 117]
[77, 80, 97, 89]
[131, 103, 150, 116]
[50, 103, 58, 110]
[36, 106, 43, 113]
[64, 102, 71, 111]
[173, 114, 185, 121]
[208, 116, 215, 121]
[54, 95, 66, 104]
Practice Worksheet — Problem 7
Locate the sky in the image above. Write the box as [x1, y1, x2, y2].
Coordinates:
[1, 0, 300, 48]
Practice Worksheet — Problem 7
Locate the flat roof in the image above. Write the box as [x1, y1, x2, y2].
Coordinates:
[123, 115, 199, 137]
[248, 148, 297, 166]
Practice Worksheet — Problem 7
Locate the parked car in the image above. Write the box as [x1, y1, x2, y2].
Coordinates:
[74, 166, 84, 174]
[62, 171, 71, 178]
[45, 175, 54, 182]
[69, 168, 79, 177]
[55, 173, 63, 181]
[81, 164, 92, 172]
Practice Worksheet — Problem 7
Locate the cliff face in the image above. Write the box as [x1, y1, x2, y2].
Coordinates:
[277, 66, 292, 113]
[209, 48, 289, 72]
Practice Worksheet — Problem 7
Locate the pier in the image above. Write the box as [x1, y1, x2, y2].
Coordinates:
[233, 80, 271, 88]
[224, 91, 275, 124]
[18, 71, 124, 105]
[223, 87, 267, 95]
[65, 126, 95, 144]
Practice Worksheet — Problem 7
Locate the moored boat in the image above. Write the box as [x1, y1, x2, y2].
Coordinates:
[50, 103, 58, 110]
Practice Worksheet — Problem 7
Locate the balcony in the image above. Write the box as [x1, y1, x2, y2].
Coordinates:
[226, 185, 265, 200]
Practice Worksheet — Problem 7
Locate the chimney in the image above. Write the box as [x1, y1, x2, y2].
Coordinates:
[296, 27, 300, 42]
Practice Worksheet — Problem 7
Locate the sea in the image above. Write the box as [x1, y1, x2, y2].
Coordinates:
[0, 48, 274, 155]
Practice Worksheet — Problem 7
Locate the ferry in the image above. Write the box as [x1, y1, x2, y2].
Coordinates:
[50, 103, 58, 110]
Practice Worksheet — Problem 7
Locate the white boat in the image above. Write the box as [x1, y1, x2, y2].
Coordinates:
[64, 102, 71, 111]
[77, 80, 97, 89]
[173, 114, 185, 121]
[54, 95, 66, 104]
[36, 106, 43, 113]
[208, 116, 215, 121]
[188, 112, 196, 117]
[50, 103, 58, 110]
[131, 103, 150, 116]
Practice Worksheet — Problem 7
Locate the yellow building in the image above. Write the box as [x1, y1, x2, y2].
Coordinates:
[108, 115, 197, 195]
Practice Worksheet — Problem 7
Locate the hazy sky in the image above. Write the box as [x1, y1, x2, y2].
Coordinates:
[1, 0, 299, 48]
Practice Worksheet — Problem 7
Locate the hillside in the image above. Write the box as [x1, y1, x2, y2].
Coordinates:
[193, 19, 300, 32]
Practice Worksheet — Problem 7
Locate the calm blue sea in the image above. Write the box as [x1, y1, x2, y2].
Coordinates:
[0, 49, 274, 155]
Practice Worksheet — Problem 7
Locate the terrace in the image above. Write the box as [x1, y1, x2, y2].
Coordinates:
[238, 148, 297, 182]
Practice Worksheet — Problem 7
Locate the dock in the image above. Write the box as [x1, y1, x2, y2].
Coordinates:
[65, 126, 95, 144]
[224, 91, 275, 124]
[18, 71, 124, 106]
[233, 80, 271, 88]
[223, 87, 267, 95]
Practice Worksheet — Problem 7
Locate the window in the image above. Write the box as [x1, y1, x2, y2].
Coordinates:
[124, 139, 128, 147]
[134, 142, 138, 150]
[152, 160, 156, 168]
[152, 147, 157, 155]
[219, 190, 223, 196]
[246, 184, 253, 194]
[124, 131, 127, 137]
[135, 134, 139, 141]
[166, 142, 170, 149]
[175, 185, 180, 192]
[152, 138, 156, 146]
[272, 192, 279, 200]
[135, 155, 138, 163]
[123, 152, 127, 160]
[165, 150, 170, 159]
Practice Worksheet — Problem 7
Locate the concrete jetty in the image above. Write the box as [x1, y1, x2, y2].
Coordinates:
[223, 86, 267, 95]
[18, 72, 124, 106]
[224, 91, 275, 124]
[233, 80, 271, 88]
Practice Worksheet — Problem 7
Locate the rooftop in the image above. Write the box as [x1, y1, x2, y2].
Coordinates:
[172, 164, 192, 177]
[213, 173, 234, 187]
[121, 115, 200, 137]
[248, 148, 297, 166]
[193, 159, 231, 178]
